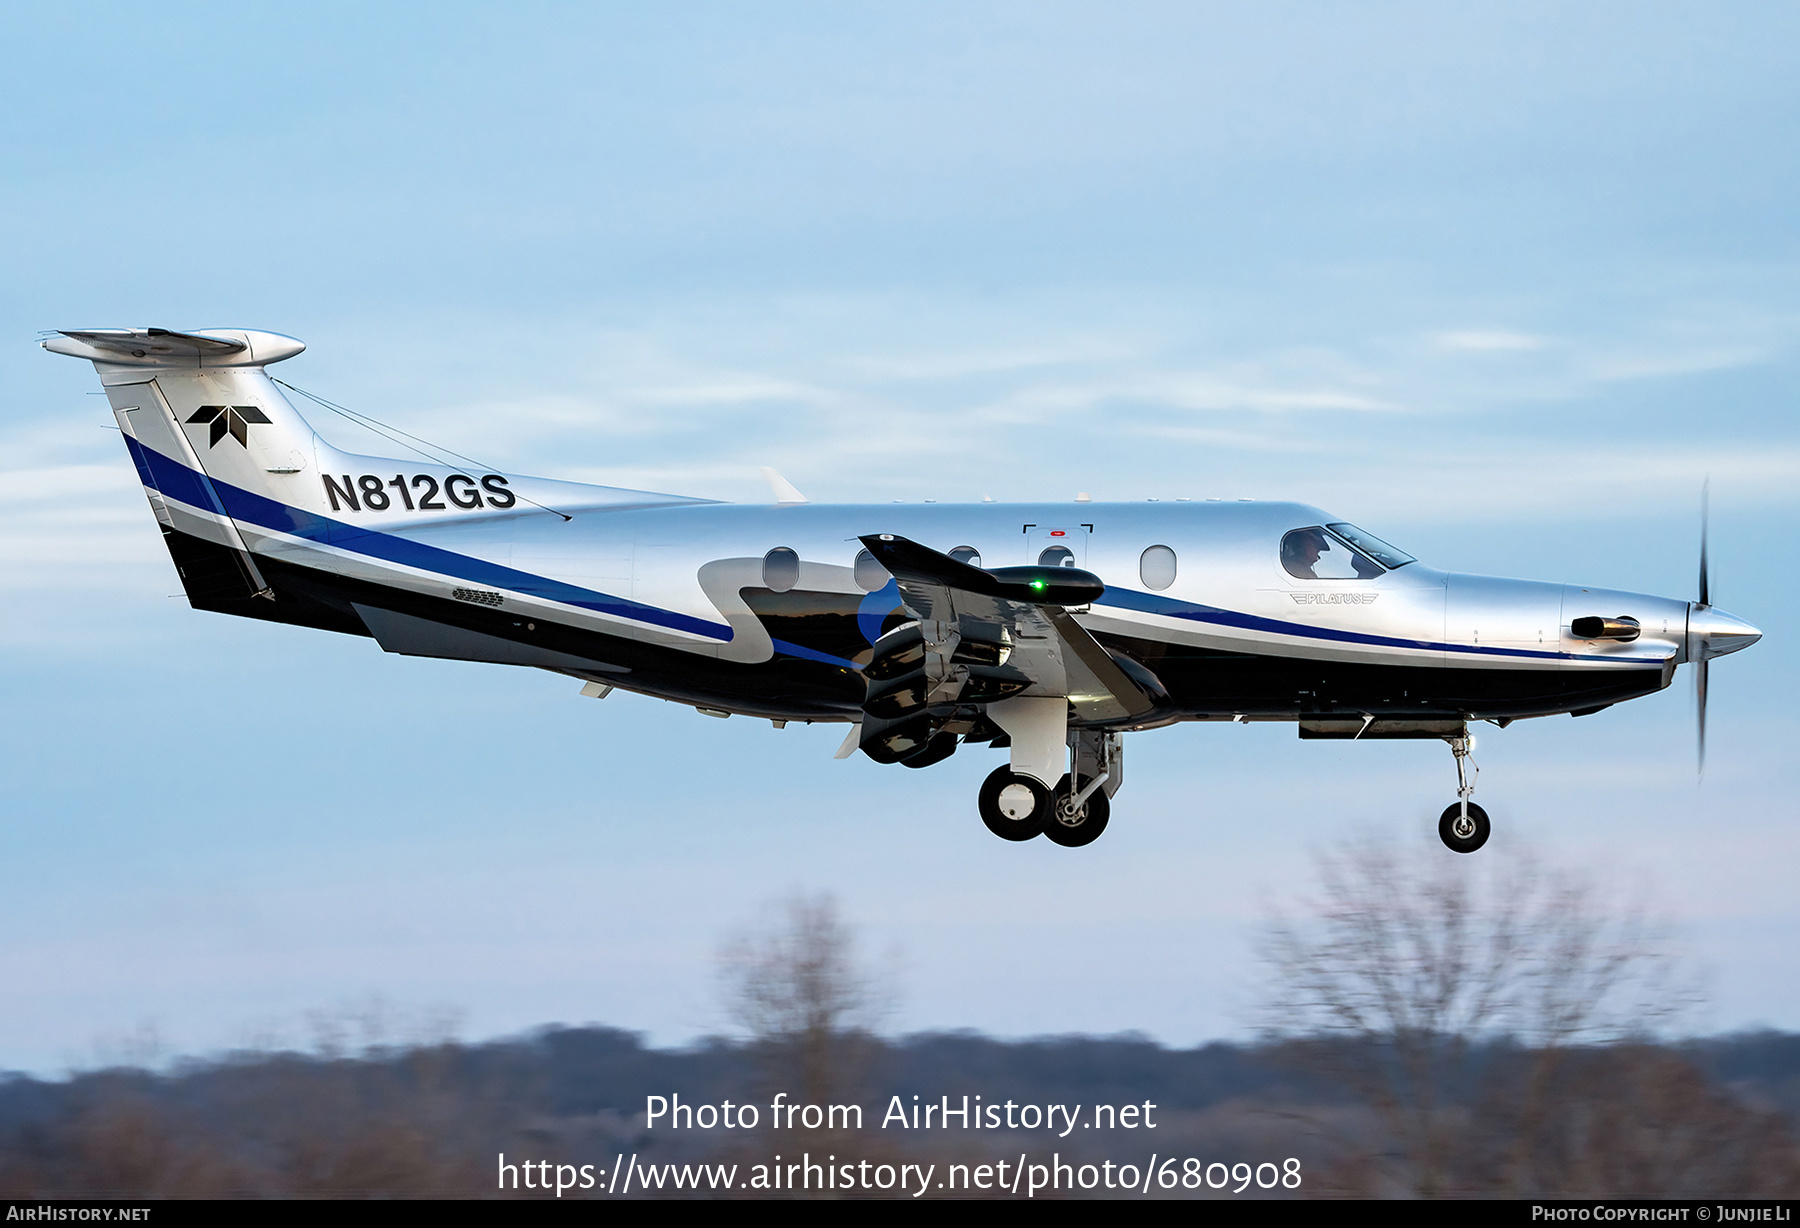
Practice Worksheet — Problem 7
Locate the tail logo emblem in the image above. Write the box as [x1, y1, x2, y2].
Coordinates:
[186, 404, 272, 448]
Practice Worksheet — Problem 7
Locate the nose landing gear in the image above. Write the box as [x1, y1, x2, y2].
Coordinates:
[1438, 734, 1490, 853]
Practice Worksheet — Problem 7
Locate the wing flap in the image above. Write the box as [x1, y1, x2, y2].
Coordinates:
[1046, 607, 1158, 721]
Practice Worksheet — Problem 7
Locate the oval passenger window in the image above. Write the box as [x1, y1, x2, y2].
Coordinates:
[1038, 545, 1075, 567]
[948, 546, 982, 567]
[763, 547, 801, 593]
[1140, 544, 1177, 591]
[853, 548, 889, 593]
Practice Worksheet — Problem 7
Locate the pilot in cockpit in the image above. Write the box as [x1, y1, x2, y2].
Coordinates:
[1281, 528, 1329, 580]
[1281, 527, 1385, 581]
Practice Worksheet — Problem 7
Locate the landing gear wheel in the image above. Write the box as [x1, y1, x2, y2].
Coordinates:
[978, 767, 1049, 842]
[1438, 802, 1491, 854]
[1042, 774, 1110, 848]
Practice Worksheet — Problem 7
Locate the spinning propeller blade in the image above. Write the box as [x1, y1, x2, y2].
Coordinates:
[1696, 655, 1709, 777]
[1698, 478, 1711, 610]
[1696, 479, 1710, 777]
[1692, 478, 1706, 774]
[1681, 479, 1761, 779]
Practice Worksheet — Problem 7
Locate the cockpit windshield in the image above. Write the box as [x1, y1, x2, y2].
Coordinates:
[1279, 523, 1415, 581]
[1282, 527, 1383, 580]
[1326, 523, 1415, 570]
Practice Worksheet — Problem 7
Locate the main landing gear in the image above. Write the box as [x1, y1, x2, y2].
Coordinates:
[976, 720, 1121, 848]
[978, 768, 1049, 841]
[1438, 734, 1491, 854]
[978, 769, 1112, 846]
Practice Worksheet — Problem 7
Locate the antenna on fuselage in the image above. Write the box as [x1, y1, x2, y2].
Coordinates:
[758, 467, 808, 505]
[272, 378, 572, 520]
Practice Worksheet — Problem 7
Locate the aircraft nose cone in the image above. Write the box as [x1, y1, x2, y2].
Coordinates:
[1690, 604, 1762, 659]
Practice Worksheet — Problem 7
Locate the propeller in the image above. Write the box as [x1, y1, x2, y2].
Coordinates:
[1695, 479, 1710, 776]
[1679, 479, 1761, 777]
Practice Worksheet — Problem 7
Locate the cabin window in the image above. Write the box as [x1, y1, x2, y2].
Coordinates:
[763, 546, 801, 593]
[1139, 544, 1177, 590]
[1280, 527, 1383, 581]
[853, 548, 889, 592]
[948, 546, 982, 567]
[1038, 545, 1076, 567]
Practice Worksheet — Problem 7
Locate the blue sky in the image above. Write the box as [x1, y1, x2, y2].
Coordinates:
[2, 2, 1797, 1073]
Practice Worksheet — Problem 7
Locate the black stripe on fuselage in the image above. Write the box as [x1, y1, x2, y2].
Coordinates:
[1102, 632, 1670, 722]
[161, 527, 865, 719]
[161, 525, 369, 637]
[160, 528, 1666, 725]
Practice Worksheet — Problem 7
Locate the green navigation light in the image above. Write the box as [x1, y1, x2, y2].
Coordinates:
[1030, 580, 1046, 591]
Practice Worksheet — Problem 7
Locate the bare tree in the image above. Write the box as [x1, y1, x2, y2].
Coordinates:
[1255, 840, 1724, 1197]
[718, 892, 890, 1114]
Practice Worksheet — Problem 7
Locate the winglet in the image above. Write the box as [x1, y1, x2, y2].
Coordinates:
[759, 467, 808, 504]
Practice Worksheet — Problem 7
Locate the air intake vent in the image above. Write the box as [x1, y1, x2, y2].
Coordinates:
[1570, 615, 1640, 642]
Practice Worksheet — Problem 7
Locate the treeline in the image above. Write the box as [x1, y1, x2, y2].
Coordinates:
[1, 1028, 1798, 1197]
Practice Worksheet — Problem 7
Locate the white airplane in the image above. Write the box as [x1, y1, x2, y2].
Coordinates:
[45, 327, 1762, 853]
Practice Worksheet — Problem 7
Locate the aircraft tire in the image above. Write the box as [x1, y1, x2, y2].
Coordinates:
[978, 767, 1048, 842]
[1042, 774, 1110, 848]
[1437, 802, 1491, 854]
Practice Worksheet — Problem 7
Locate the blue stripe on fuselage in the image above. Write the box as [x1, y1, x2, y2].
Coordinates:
[127, 438, 732, 643]
[124, 434, 231, 519]
[770, 638, 860, 669]
[125, 437, 1595, 666]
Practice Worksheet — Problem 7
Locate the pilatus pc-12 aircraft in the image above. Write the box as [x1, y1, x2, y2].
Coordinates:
[47, 327, 1763, 853]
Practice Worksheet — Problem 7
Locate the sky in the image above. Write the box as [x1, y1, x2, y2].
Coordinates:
[1, 2, 1797, 1074]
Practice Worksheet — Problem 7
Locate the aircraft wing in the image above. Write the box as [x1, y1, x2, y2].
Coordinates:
[856, 534, 1160, 723]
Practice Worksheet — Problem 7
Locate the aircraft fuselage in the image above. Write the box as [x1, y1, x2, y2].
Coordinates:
[46, 327, 1762, 851]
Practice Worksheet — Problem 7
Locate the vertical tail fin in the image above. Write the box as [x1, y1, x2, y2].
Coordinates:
[46, 326, 712, 631]
[45, 328, 314, 606]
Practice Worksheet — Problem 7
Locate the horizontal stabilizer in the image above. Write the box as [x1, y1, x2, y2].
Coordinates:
[42, 328, 305, 368]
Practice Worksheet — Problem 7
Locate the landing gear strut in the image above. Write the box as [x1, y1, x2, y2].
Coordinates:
[1438, 734, 1490, 854]
[1043, 773, 1110, 847]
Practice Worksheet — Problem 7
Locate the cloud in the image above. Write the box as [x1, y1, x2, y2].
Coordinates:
[1434, 330, 1550, 352]
[841, 339, 1136, 381]
[982, 372, 1396, 418]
